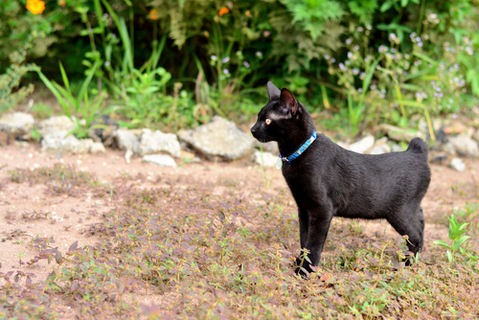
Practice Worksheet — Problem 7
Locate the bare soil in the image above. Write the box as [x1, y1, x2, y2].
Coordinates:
[1, 142, 478, 318]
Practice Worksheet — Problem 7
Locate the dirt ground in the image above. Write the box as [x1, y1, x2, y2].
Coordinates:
[1, 141, 478, 316]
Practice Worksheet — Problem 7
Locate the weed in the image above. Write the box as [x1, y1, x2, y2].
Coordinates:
[2, 162, 479, 318]
[434, 214, 472, 263]
[454, 202, 479, 220]
[8, 163, 111, 197]
[34, 61, 114, 139]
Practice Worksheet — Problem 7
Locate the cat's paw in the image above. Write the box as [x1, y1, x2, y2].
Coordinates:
[294, 256, 315, 279]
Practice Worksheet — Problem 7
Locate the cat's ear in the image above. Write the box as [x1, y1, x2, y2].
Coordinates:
[267, 81, 281, 101]
[279, 88, 299, 115]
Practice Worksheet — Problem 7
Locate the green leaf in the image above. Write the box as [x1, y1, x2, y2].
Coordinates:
[58, 62, 70, 92]
[76, 59, 101, 113]
[34, 68, 71, 118]
[453, 236, 471, 251]
[400, 0, 409, 7]
[433, 240, 452, 250]
[360, 57, 381, 102]
[446, 250, 454, 263]
[400, 83, 423, 91]
[380, 1, 393, 12]
[412, 51, 437, 66]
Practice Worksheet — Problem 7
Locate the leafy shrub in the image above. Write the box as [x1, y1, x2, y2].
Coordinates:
[6, 0, 479, 131]
[0, 43, 35, 114]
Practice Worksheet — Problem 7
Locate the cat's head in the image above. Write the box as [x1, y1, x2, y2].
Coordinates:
[250, 81, 308, 143]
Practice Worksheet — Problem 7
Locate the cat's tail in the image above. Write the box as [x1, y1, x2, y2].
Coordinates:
[406, 138, 429, 159]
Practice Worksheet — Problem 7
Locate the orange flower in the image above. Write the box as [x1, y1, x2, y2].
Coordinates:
[149, 9, 159, 20]
[58, 0, 66, 7]
[26, 0, 45, 15]
[219, 6, 229, 16]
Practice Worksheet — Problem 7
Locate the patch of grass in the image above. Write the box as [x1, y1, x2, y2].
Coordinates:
[2, 167, 479, 318]
[8, 163, 113, 198]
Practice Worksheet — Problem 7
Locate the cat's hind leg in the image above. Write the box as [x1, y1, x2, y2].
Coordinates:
[387, 205, 424, 264]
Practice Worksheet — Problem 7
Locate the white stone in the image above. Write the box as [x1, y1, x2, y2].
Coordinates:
[139, 128, 181, 156]
[391, 144, 403, 152]
[90, 142, 106, 153]
[447, 135, 479, 157]
[473, 129, 479, 143]
[116, 129, 140, 154]
[0, 112, 35, 132]
[370, 146, 386, 155]
[142, 154, 177, 167]
[379, 123, 425, 142]
[178, 116, 254, 160]
[253, 150, 278, 167]
[58, 136, 93, 154]
[449, 157, 465, 172]
[369, 137, 391, 154]
[348, 135, 375, 154]
[38, 116, 75, 137]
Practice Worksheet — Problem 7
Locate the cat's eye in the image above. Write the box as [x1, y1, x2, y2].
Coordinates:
[265, 119, 272, 125]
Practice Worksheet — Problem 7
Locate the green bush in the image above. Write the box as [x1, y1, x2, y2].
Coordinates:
[0, 37, 36, 114]
[5, 0, 479, 132]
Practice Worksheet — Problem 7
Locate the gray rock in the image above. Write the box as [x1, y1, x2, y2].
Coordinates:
[348, 135, 375, 154]
[38, 116, 75, 137]
[472, 129, 479, 143]
[142, 154, 177, 167]
[59, 136, 94, 154]
[449, 157, 465, 172]
[177, 116, 254, 160]
[430, 153, 448, 165]
[379, 123, 425, 142]
[254, 141, 279, 154]
[369, 137, 391, 155]
[336, 141, 349, 149]
[391, 144, 403, 152]
[446, 135, 479, 157]
[42, 130, 94, 154]
[442, 142, 456, 156]
[0, 112, 35, 134]
[253, 150, 278, 167]
[370, 145, 386, 155]
[90, 142, 106, 153]
[116, 129, 140, 154]
[139, 129, 181, 156]
[41, 130, 69, 153]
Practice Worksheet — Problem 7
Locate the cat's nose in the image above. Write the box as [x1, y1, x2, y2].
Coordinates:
[251, 125, 257, 134]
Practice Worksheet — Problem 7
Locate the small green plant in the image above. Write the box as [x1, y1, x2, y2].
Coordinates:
[434, 214, 471, 263]
[34, 61, 113, 139]
[17, 250, 26, 266]
[0, 39, 36, 114]
[454, 202, 479, 220]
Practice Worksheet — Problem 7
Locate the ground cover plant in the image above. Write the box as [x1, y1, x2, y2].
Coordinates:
[1, 159, 478, 319]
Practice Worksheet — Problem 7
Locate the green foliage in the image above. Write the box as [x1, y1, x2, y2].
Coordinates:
[283, 0, 345, 40]
[348, 0, 378, 25]
[4, 0, 479, 132]
[434, 214, 472, 263]
[34, 61, 113, 139]
[454, 202, 479, 220]
[0, 0, 89, 69]
[0, 42, 35, 114]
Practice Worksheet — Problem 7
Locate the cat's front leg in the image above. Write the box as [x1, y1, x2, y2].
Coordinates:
[296, 200, 333, 276]
[298, 206, 309, 249]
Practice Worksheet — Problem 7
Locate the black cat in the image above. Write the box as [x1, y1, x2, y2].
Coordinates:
[251, 81, 431, 275]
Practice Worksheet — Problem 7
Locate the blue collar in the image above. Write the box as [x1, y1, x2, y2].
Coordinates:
[280, 131, 317, 163]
